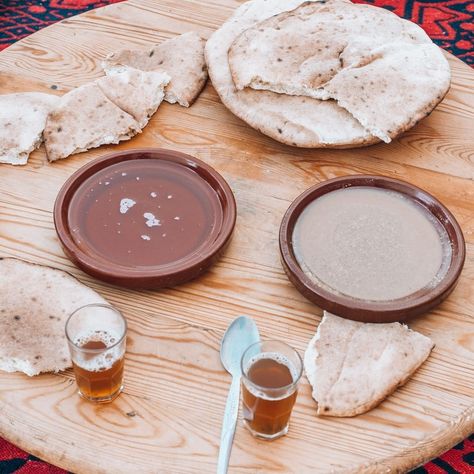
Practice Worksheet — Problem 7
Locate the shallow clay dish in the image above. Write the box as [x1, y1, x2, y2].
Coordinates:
[54, 149, 236, 289]
[279, 175, 465, 323]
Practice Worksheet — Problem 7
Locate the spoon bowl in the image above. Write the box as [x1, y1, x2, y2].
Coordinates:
[220, 316, 260, 375]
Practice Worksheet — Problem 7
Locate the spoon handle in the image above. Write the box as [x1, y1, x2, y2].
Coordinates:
[217, 375, 241, 474]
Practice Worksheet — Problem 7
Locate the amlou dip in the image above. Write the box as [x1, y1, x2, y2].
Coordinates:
[292, 187, 452, 302]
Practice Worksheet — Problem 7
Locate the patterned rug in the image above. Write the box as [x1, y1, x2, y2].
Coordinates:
[353, 0, 474, 65]
[0, 0, 473, 65]
[0, 1, 473, 473]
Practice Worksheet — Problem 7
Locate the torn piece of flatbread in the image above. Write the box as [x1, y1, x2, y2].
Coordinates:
[44, 82, 140, 162]
[322, 42, 451, 143]
[304, 312, 434, 417]
[228, 0, 450, 143]
[103, 31, 207, 107]
[0, 258, 108, 376]
[97, 66, 170, 128]
[228, 0, 431, 95]
[205, 0, 377, 148]
[0, 92, 59, 165]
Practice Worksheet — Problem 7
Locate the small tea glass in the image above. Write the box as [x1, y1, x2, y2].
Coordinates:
[65, 304, 127, 403]
[240, 340, 303, 440]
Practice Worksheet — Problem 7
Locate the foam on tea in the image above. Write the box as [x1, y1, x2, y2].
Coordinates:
[293, 187, 452, 302]
[71, 328, 125, 401]
[73, 329, 123, 372]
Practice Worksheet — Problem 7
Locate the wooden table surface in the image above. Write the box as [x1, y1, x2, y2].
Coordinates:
[0, 1, 473, 473]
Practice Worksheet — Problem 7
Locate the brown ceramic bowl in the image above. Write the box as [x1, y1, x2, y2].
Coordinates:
[279, 175, 465, 323]
[54, 149, 236, 289]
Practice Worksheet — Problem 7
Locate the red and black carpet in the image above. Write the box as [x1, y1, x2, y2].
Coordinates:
[0, 1, 473, 473]
[0, 0, 473, 65]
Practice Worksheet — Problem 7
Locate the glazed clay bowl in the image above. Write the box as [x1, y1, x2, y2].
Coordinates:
[54, 149, 236, 289]
[279, 175, 465, 323]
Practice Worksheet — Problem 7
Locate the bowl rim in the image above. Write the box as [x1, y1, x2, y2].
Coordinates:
[279, 175, 466, 323]
[54, 148, 237, 287]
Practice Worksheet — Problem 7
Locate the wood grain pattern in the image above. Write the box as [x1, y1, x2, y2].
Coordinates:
[0, 1, 473, 473]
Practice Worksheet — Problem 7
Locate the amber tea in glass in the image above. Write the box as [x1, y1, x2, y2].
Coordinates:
[66, 304, 127, 403]
[241, 340, 303, 440]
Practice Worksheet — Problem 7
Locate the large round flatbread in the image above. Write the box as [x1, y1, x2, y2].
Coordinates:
[0, 258, 108, 376]
[205, 0, 377, 148]
[228, 0, 450, 143]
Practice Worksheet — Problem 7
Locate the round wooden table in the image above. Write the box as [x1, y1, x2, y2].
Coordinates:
[0, 1, 473, 472]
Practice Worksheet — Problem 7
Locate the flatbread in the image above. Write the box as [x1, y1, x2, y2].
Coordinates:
[102, 31, 207, 107]
[304, 312, 434, 417]
[228, 0, 430, 95]
[44, 82, 140, 162]
[0, 92, 59, 165]
[97, 66, 170, 128]
[228, 0, 450, 143]
[0, 258, 108, 376]
[323, 42, 451, 142]
[205, 0, 377, 148]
